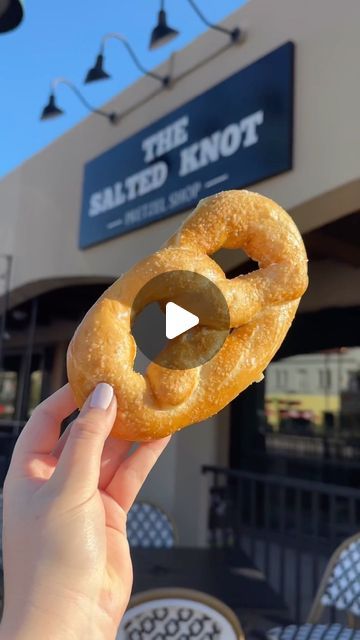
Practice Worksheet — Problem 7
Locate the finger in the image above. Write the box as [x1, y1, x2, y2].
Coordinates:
[51, 420, 75, 458]
[106, 436, 171, 513]
[98, 437, 133, 489]
[52, 425, 132, 488]
[13, 384, 77, 459]
[48, 383, 116, 497]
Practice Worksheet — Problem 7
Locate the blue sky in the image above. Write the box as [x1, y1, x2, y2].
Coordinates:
[0, 0, 246, 179]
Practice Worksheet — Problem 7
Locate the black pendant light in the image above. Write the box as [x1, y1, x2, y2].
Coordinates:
[149, 0, 179, 50]
[0, 0, 24, 33]
[149, 0, 241, 50]
[40, 93, 64, 121]
[85, 33, 170, 87]
[40, 79, 119, 124]
[84, 53, 111, 84]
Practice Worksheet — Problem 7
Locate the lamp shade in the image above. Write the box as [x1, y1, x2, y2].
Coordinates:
[149, 9, 179, 50]
[40, 94, 64, 121]
[0, 0, 24, 33]
[84, 53, 111, 84]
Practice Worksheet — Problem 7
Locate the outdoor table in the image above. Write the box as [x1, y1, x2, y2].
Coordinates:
[131, 547, 291, 625]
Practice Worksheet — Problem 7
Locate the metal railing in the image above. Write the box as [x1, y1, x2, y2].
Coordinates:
[202, 465, 360, 623]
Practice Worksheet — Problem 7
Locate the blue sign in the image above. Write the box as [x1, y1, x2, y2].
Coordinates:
[79, 41, 294, 248]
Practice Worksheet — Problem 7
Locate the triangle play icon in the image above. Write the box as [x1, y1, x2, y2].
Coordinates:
[165, 302, 199, 340]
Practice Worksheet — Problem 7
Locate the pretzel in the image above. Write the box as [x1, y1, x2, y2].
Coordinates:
[67, 190, 308, 440]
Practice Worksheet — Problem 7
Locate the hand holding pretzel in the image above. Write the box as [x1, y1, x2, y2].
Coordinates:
[67, 190, 308, 440]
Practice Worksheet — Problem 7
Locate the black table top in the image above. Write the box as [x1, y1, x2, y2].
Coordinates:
[131, 547, 289, 618]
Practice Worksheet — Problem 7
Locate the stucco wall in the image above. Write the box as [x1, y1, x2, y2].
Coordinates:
[301, 260, 360, 312]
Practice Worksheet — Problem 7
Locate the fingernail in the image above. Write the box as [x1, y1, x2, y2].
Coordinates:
[90, 383, 114, 410]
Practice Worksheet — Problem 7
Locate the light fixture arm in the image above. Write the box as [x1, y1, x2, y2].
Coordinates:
[100, 33, 170, 86]
[51, 78, 118, 123]
[186, 0, 240, 41]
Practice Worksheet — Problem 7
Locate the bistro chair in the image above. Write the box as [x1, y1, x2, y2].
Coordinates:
[267, 624, 360, 640]
[307, 532, 360, 624]
[268, 532, 360, 640]
[127, 501, 177, 548]
[117, 587, 244, 639]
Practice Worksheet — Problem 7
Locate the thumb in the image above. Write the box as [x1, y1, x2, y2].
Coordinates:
[49, 383, 116, 498]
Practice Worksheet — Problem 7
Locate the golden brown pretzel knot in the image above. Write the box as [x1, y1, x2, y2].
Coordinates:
[67, 190, 308, 440]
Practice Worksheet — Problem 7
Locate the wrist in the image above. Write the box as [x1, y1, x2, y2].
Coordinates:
[0, 607, 83, 640]
[0, 597, 119, 640]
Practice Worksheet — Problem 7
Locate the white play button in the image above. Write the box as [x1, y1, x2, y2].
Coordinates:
[165, 301, 199, 340]
[132, 270, 230, 369]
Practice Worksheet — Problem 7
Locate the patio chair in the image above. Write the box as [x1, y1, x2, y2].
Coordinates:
[268, 532, 360, 640]
[117, 587, 244, 639]
[267, 624, 360, 640]
[307, 532, 360, 624]
[127, 501, 177, 548]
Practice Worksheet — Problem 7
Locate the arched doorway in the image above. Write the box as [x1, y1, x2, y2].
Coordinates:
[0, 280, 111, 481]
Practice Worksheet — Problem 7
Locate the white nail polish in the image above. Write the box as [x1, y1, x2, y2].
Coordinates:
[90, 383, 114, 410]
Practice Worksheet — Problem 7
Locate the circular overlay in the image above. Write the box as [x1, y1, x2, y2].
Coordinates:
[131, 270, 230, 370]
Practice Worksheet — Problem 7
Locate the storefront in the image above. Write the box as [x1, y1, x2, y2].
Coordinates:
[0, 0, 359, 544]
